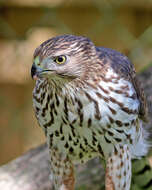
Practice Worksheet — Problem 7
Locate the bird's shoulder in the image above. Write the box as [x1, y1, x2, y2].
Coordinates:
[96, 47, 133, 79]
[95, 47, 148, 122]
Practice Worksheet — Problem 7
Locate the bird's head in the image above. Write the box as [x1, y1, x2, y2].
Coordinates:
[31, 35, 97, 83]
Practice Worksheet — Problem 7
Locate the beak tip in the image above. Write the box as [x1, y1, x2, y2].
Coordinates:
[31, 64, 37, 79]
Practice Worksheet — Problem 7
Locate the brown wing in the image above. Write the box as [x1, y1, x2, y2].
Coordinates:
[96, 47, 148, 122]
[130, 69, 148, 122]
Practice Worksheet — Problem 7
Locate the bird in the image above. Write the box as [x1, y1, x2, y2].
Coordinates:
[31, 34, 149, 190]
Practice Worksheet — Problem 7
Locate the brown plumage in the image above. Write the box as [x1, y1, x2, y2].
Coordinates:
[31, 35, 149, 190]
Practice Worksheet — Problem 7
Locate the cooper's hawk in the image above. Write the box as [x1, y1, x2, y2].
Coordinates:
[31, 35, 149, 190]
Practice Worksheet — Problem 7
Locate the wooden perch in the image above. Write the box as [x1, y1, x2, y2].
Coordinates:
[0, 66, 152, 190]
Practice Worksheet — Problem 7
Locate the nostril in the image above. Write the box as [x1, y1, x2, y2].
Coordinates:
[31, 64, 37, 78]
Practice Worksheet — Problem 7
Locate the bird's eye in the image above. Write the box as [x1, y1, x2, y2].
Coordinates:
[54, 55, 66, 64]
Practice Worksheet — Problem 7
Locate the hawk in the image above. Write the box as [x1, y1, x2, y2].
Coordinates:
[31, 35, 149, 190]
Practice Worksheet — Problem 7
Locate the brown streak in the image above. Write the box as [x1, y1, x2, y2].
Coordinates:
[96, 92, 109, 102]
[85, 81, 97, 90]
[108, 105, 116, 115]
[109, 96, 124, 107]
[85, 92, 101, 120]
[105, 168, 115, 190]
[63, 166, 75, 190]
[99, 85, 110, 94]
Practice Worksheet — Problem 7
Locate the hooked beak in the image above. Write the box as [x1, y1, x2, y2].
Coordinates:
[31, 63, 55, 80]
[31, 64, 37, 79]
[31, 64, 44, 80]
[31, 56, 57, 80]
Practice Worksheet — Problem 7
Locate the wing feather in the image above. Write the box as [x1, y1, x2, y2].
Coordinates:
[96, 47, 148, 122]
